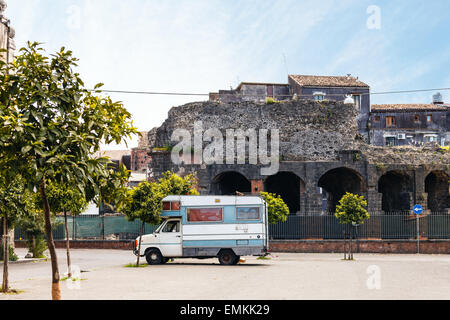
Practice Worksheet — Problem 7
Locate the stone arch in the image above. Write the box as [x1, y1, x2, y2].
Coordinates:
[318, 167, 366, 213]
[211, 171, 251, 195]
[378, 170, 413, 213]
[425, 171, 450, 212]
[264, 172, 305, 214]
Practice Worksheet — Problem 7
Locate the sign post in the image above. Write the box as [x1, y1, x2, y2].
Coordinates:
[413, 205, 423, 254]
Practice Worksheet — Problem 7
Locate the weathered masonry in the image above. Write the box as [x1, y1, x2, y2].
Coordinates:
[370, 101, 450, 147]
[147, 99, 450, 215]
[210, 74, 371, 140]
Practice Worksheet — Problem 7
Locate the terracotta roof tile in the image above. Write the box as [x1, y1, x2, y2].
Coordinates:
[371, 104, 449, 112]
[289, 74, 369, 88]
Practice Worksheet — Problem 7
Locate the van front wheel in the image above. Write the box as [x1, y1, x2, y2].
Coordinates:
[218, 250, 237, 265]
[146, 249, 163, 265]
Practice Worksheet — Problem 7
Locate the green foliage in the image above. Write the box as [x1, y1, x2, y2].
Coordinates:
[266, 97, 277, 104]
[0, 177, 36, 228]
[17, 208, 57, 258]
[335, 193, 370, 225]
[260, 192, 290, 224]
[123, 181, 163, 226]
[43, 180, 88, 215]
[0, 41, 137, 200]
[124, 263, 148, 268]
[85, 164, 131, 213]
[27, 236, 47, 259]
[439, 146, 449, 153]
[123, 171, 199, 226]
[158, 171, 199, 197]
[0, 244, 18, 262]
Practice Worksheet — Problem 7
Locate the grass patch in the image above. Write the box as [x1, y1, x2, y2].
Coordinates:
[0, 287, 24, 295]
[60, 277, 87, 282]
[257, 256, 272, 260]
[124, 263, 148, 268]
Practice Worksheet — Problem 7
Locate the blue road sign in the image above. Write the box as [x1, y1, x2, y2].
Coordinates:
[413, 205, 423, 215]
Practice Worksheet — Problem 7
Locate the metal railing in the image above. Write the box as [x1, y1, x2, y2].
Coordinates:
[14, 212, 450, 241]
[269, 213, 450, 240]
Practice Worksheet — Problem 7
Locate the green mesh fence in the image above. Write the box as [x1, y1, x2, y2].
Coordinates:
[15, 215, 160, 241]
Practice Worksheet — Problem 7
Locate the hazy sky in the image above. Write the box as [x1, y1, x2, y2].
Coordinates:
[6, 0, 450, 149]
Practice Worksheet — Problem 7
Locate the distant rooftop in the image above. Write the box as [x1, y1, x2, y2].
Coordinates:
[236, 82, 288, 90]
[371, 104, 449, 112]
[289, 74, 369, 88]
[94, 150, 131, 160]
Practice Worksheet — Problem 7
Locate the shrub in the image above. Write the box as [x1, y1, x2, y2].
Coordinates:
[260, 192, 290, 224]
[0, 244, 19, 262]
[266, 97, 277, 104]
[26, 236, 48, 259]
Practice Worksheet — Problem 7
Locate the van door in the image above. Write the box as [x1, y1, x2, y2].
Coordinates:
[158, 219, 182, 257]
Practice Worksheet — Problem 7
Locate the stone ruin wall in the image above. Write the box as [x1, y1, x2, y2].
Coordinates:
[149, 100, 362, 162]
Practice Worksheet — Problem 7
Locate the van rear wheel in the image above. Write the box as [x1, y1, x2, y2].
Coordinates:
[146, 249, 163, 265]
[218, 250, 237, 265]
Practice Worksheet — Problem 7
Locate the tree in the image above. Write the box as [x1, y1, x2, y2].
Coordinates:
[0, 177, 35, 293]
[260, 192, 290, 224]
[44, 181, 88, 278]
[17, 210, 48, 259]
[0, 42, 137, 299]
[335, 192, 370, 260]
[123, 171, 199, 266]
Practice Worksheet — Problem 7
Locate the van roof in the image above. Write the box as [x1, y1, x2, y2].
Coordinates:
[163, 195, 265, 206]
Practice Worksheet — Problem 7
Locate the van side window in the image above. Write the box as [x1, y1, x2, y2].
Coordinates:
[187, 208, 223, 222]
[162, 202, 171, 211]
[162, 221, 180, 233]
[236, 207, 260, 220]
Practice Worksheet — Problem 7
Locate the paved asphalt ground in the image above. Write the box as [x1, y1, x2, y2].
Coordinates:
[1, 248, 449, 300]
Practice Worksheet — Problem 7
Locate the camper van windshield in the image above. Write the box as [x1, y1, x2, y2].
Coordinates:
[154, 222, 165, 233]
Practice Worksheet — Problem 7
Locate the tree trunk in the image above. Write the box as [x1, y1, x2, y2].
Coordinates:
[32, 235, 36, 257]
[40, 179, 61, 300]
[136, 221, 144, 266]
[2, 216, 9, 293]
[64, 211, 72, 278]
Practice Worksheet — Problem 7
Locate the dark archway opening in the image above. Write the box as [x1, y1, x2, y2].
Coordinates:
[211, 172, 251, 195]
[318, 167, 366, 213]
[265, 172, 304, 213]
[378, 171, 413, 213]
[425, 171, 450, 212]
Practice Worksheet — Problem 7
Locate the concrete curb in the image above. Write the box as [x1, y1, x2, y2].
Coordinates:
[0, 258, 47, 265]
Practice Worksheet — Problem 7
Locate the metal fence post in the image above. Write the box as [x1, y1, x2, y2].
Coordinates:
[416, 214, 420, 254]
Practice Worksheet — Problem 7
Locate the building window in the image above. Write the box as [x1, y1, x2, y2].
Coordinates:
[386, 116, 396, 127]
[313, 92, 326, 101]
[374, 116, 380, 122]
[414, 115, 420, 123]
[352, 95, 361, 110]
[424, 135, 438, 143]
[427, 115, 432, 122]
[385, 137, 396, 146]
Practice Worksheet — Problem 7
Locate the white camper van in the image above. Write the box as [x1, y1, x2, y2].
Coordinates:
[133, 195, 269, 265]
